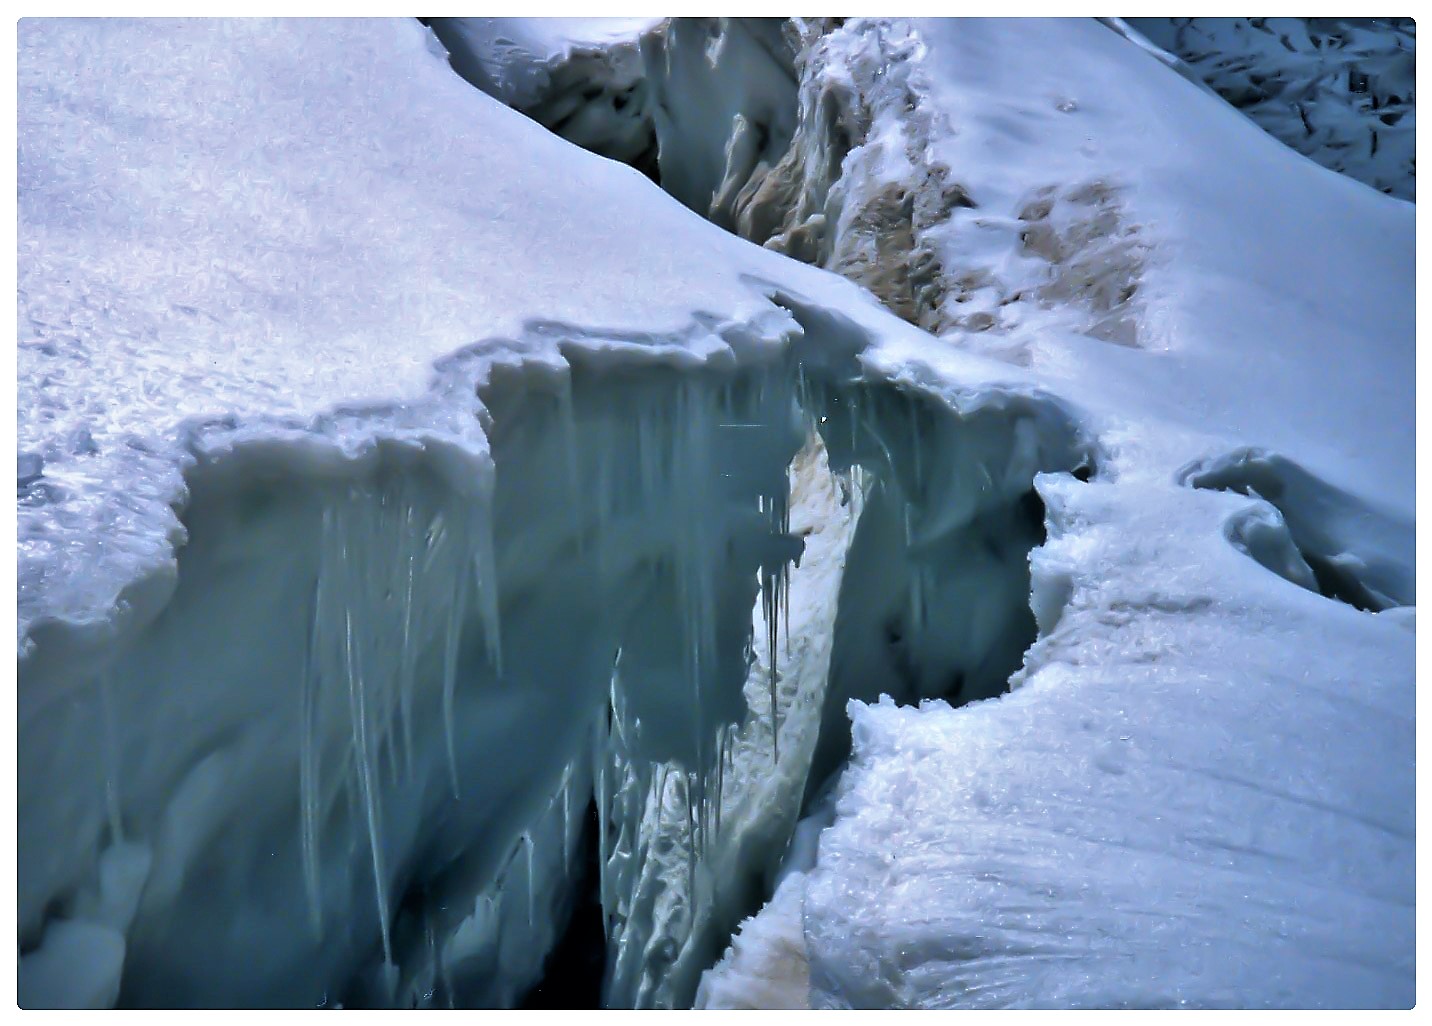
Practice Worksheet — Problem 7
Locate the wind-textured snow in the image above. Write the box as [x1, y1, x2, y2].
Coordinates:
[17, 16, 1415, 1011]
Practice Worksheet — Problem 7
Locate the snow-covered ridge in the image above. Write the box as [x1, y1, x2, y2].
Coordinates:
[18, 16, 1414, 1010]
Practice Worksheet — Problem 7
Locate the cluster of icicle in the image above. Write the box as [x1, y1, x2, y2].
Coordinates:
[287, 356, 963, 1007]
[299, 476, 502, 985]
[580, 370, 804, 1006]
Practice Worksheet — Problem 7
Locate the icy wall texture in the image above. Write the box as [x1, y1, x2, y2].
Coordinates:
[19, 348, 1085, 1009]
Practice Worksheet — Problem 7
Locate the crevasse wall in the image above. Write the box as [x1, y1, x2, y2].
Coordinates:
[19, 312, 1088, 1008]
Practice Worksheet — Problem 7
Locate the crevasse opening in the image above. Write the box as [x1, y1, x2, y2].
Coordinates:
[18, 310, 1089, 1008]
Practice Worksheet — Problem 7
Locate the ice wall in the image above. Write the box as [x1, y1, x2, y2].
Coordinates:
[18, 317, 1087, 1008]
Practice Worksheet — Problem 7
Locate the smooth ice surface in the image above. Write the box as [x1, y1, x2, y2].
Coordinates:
[18, 16, 1414, 1011]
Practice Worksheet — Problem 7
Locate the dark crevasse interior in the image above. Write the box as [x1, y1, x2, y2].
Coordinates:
[518, 800, 606, 1009]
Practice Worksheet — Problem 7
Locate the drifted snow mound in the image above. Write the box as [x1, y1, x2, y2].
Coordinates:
[1124, 18, 1415, 200]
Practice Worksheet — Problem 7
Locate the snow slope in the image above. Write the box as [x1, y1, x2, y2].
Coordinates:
[17, 16, 1414, 1009]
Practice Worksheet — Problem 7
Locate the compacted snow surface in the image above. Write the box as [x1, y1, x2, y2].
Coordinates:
[16, 17, 1414, 1009]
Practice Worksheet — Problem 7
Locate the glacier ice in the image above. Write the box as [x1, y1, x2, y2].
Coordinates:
[1124, 18, 1415, 200]
[18, 15, 1414, 1012]
[18, 321, 1088, 1008]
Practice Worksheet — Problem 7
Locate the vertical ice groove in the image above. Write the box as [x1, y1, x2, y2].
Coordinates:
[97, 671, 123, 845]
[340, 501, 393, 969]
[866, 404, 898, 477]
[638, 405, 659, 510]
[422, 510, 448, 574]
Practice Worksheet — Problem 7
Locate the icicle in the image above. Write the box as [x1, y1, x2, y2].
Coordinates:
[781, 468, 792, 663]
[764, 569, 779, 765]
[372, 493, 402, 794]
[97, 672, 123, 845]
[344, 580, 392, 968]
[473, 484, 503, 676]
[441, 564, 468, 801]
[300, 565, 324, 935]
[795, 363, 810, 430]
[759, 472, 786, 767]
[397, 498, 417, 780]
[523, 831, 536, 927]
